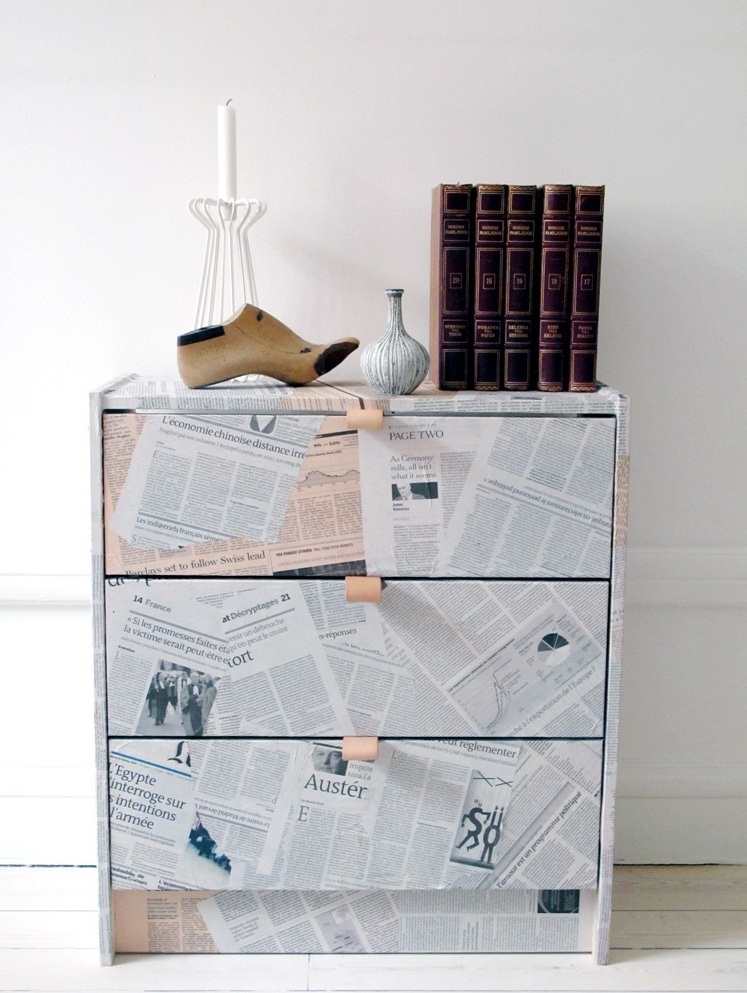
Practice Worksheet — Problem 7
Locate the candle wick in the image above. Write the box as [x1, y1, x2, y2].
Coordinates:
[226, 98, 233, 106]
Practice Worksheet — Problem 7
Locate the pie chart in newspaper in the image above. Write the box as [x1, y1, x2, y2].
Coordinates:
[537, 632, 571, 666]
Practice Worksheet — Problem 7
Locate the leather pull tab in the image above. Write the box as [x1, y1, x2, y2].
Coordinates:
[345, 576, 382, 603]
[342, 736, 379, 762]
[346, 408, 384, 430]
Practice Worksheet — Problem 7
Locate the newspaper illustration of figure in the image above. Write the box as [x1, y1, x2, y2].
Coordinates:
[453, 804, 504, 869]
[457, 807, 503, 868]
[450, 768, 514, 870]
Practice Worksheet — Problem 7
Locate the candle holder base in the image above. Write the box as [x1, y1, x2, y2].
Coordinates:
[189, 197, 267, 329]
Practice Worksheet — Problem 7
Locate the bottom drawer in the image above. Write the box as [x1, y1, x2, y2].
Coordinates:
[109, 737, 602, 895]
[112, 886, 597, 954]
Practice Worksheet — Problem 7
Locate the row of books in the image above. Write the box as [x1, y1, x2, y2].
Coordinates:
[428, 183, 605, 392]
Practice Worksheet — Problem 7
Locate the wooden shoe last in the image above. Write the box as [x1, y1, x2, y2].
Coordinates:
[177, 304, 359, 388]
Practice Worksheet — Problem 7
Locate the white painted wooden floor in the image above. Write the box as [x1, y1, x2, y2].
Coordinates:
[0, 865, 745, 992]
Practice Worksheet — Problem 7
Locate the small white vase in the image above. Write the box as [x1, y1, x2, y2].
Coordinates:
[360, 289, 430, 395]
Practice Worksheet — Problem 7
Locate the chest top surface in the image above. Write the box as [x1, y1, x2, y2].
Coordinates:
[95, 375, 627, 416]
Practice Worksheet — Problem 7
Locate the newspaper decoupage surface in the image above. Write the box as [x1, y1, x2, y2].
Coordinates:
[106, 578, 609, 738]
[104, 413, 615, 579]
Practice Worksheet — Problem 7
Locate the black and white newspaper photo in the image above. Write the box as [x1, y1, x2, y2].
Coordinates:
[106, 579, 227, 737]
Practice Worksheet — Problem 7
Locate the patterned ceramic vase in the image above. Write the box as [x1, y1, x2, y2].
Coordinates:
[360, 288, 430, 395]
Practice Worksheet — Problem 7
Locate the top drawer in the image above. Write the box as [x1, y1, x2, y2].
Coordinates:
[103, 412, 615, 579]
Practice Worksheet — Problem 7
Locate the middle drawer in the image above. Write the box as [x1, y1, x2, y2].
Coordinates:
[106, 578, 609, 739]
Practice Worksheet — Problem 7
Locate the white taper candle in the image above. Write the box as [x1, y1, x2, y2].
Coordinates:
[217, 101, 237, 200]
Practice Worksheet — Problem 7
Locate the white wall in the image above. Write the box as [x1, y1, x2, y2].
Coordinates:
[0, 0, 745, 865]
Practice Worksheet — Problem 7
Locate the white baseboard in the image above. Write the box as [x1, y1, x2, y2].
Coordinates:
[615, 796, 747, 864]
[625, 547, 747, 607]
[618, 764, 747, 800]
[0, 574, 90, 605]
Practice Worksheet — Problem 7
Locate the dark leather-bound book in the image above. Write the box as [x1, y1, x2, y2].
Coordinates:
[472, 184, 507, 390]
[429, 184, 474, 389]
[533, 184, 573, 391]
[503, 185, 537, 390]
[569, 185, 605, 391]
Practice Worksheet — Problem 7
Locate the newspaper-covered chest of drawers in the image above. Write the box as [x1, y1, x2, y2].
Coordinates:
[90, 375, 629, 965]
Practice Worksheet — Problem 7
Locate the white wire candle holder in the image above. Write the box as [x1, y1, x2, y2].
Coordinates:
[189, 196, 268, 329]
